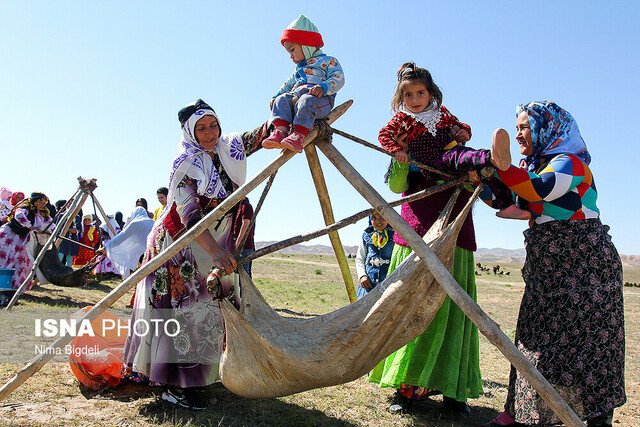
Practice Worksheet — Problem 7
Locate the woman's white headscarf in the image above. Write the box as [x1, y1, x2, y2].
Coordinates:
[156, 100, 247, 229]
[104, 206, 154, 272]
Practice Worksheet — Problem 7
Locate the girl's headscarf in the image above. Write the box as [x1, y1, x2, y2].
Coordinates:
[28, 192, 50, 220]
[368, 215, 391, 249]
[7, 192, 49, 223]
[10, 192, 25, 206]
[157, 100, 247, 227]
[0, 187, 11, 202]
[114, 212, 124, 229]
[516, 101, 591, 171]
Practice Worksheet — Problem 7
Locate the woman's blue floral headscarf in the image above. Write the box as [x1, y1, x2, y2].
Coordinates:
[516, 101, 591, 171]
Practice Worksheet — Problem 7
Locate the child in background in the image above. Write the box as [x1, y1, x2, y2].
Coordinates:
[355, 213, 395, 299]
[379, 62, 527, 219]
[0, 188, 12, 223]
[262, 15, 345, 153]
[73, 214, 99, 268]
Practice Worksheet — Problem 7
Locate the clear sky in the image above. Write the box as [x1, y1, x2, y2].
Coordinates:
[1, 1, 638, 255]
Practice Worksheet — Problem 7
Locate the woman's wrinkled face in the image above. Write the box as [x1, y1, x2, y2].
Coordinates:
[283, 40, 305, 64]
[516, 111, 534, 156]
[371, 213, 388, 232]
[402, 81, 431, 114]
[194, 115, 220, 151]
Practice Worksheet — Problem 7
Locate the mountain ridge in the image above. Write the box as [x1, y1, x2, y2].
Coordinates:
[255, 242, 639, 266]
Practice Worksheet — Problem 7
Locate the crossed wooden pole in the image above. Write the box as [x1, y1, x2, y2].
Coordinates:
[0, 101, 585, 426]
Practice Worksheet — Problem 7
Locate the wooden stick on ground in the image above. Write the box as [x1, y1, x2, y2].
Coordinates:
[0, 100, 354, 402]
[238, 177, 466, 265]
[304, 142, 357, 303]
[315, 138, 585, 427]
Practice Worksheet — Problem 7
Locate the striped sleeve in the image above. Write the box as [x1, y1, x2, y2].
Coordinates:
[496, 154, 585, 203]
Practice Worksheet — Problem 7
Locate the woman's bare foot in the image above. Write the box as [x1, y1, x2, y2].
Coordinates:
[496, 204, 531, 220]
[491, 128, 511, 171]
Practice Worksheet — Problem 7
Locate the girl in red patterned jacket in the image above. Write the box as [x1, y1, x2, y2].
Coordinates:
[379, 62, 527, 219]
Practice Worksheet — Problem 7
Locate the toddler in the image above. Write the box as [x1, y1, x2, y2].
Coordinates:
[262, 15, 345, 153]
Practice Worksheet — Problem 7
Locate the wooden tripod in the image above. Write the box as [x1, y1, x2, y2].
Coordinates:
[4, 177, 117, 310]
[0, 101, 585, 426]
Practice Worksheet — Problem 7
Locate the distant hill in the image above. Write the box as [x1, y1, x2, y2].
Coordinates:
[621, 255, 640, 267]
[475, 247, 526, 263]
[256, 242, 524, 259]
[256, 241, 359, 256]
[255, 242, 638, 265]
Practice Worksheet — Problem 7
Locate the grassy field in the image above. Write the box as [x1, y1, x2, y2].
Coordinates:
[0, 253, 638, 426]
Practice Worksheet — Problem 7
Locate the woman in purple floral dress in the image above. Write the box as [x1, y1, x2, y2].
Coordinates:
[484, 101, 625, 427]
[122, 99, 266, 410]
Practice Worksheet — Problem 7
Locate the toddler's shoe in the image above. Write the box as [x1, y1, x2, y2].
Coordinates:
[281, 131, 305, 153]
[491, 128, 511, 171]
[262, 129, 288, 149]
[496, 205, 531, 220]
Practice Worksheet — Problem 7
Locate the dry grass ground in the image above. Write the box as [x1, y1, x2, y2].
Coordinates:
[0, 253, 637, 426]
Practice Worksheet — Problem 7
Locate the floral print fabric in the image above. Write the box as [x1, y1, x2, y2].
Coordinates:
[0, 208, 52, 289]
[505, 218, 625, 424]
[122, 214, 237, 388]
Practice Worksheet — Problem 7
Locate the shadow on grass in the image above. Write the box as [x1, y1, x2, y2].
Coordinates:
[18, 292, 88, 309]
[482, 379, 508, 389]
[81, 280, 117, 294]
[134, 383, 358, 427]
[407, 397, 502, 426]
[79, 381, 155, 402]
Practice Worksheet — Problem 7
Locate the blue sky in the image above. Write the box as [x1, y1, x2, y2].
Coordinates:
[1, 1, 638, 255]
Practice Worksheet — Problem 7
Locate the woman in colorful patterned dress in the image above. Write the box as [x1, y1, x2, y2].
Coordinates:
[122, 99, 266, 410]
[0, 192, 53, 289]
[486, 101, 625, 427]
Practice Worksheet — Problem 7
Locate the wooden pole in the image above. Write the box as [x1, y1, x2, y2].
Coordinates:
[90, 193, 118, 238]
[234, 171, 277, 258]
[304, 142, 357, 303]
[239, 177, 466, 265]
[331, 127, 454, 179]
[56, 192, 89, 248]
[40, 190, 81, 236]
[49, 235, 97, 252]
[315, 139, 585, 427]
[0, 100, 354, 402]
[0, 151, 291, 400]
[5, 192, 86, 310]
